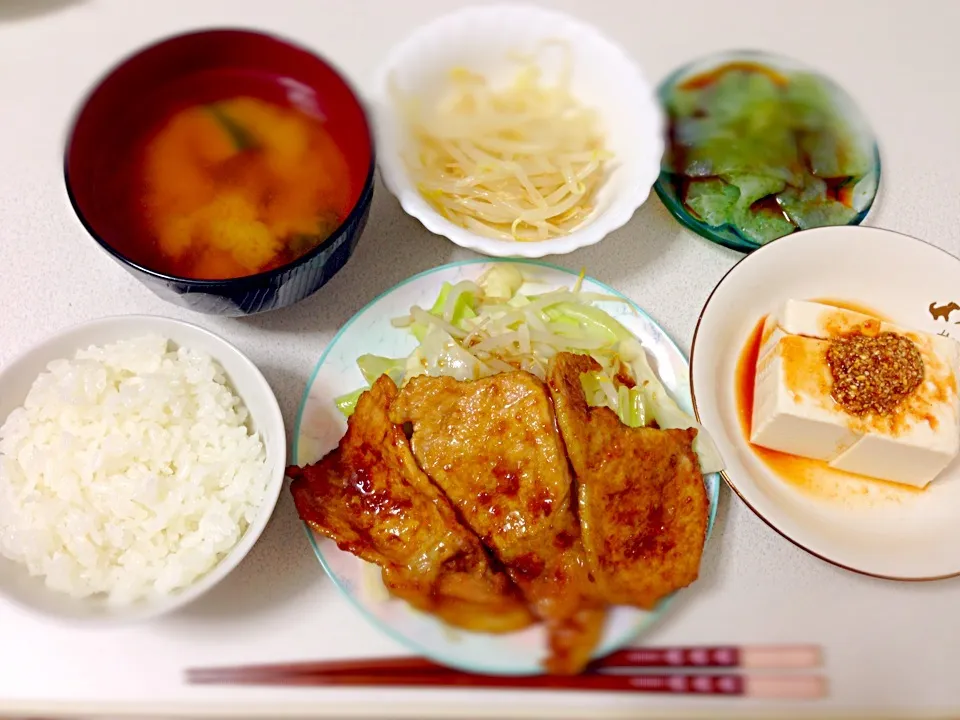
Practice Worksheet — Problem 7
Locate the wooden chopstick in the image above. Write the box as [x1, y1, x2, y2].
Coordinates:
[187, 667, 826, 699]
[189, 656, 447, 683]
[188, 644, 821, 680]
[593, 645, 821, 670]
[186, 645, 824, 699]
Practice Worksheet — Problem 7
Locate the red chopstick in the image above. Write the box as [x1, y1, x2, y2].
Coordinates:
[186, 645, 824, 699]
[594, 645, 821, 670]
[188, 645, 820, 680]
[188, 668, 825, 698]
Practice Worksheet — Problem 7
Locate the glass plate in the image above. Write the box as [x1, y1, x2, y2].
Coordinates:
[654, 49, 881, 253]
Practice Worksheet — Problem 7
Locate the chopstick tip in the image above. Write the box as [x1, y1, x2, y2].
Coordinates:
[744, 674, 828, 701]
[741, 644, 822, 669]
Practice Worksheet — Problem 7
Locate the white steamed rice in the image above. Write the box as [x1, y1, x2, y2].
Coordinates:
[0, 335, 269, 605]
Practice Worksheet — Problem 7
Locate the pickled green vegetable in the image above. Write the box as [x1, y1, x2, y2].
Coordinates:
[777, 178, 858, 230]
[735, 205, 795, 245]
[685, 179, 739, 226]
[663, 61, 876, 245]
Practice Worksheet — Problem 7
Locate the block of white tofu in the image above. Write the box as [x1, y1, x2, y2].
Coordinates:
[758, 300, 874, 362]
[829, 420, 959, 488]
[751, 335, 861, 461]
[750, 300, 960, 488]
[760, 299, 960, 366]
[771, 299, 882, 336]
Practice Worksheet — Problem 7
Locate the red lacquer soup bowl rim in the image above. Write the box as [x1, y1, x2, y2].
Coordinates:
[63, 27, 376, 288]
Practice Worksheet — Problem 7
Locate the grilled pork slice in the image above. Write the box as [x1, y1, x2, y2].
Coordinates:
[547, 352, 709, 610]
[289, 375, 533, 634]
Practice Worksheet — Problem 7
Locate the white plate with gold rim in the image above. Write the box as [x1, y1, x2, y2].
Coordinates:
[691, 226, 960, 580]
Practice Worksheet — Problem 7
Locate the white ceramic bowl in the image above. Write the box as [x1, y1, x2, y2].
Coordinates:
[0, 315, 286, 623]
[372, 4, 664, 258]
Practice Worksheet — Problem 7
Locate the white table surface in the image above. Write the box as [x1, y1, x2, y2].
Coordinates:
[2, 0, 959, 717]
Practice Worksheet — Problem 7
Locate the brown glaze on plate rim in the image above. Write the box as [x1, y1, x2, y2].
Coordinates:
[688, 226, 960, 583]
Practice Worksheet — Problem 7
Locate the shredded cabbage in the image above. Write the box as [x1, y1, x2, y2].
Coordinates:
[357, 354, 406, 386]
[334, 387, 366, 417]
[335, 265, 724, 474]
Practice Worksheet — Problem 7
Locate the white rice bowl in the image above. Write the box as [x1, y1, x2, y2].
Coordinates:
[0, 317, 285, 621]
